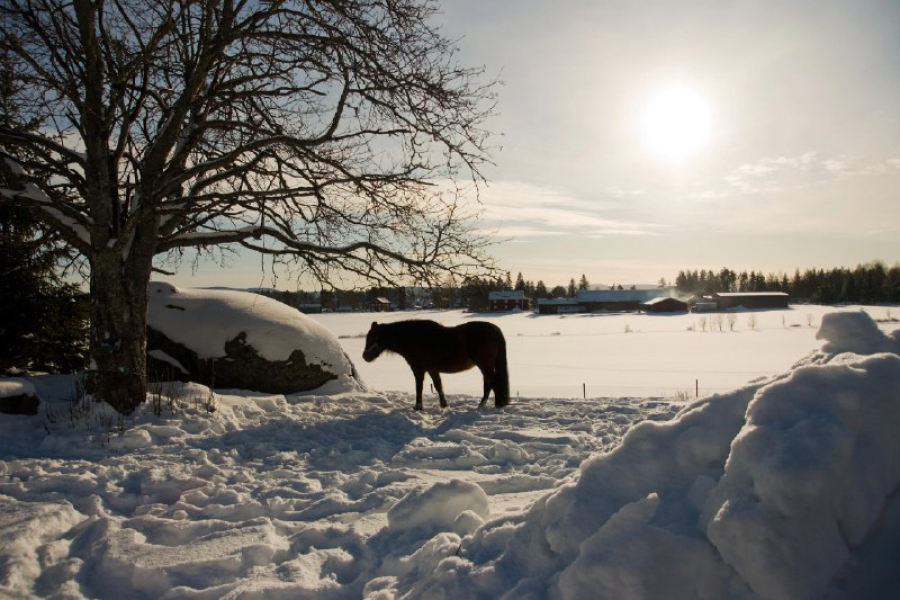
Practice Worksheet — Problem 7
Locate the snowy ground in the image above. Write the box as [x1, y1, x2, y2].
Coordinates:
[324, 305, 899, 399]
[1, 304, 899, 599]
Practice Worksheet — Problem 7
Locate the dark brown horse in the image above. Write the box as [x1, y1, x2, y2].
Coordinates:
[362, 319, 510, 411]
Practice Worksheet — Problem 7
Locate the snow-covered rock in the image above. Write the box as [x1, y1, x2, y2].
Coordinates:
[147, 282, 361, 394]
[0, 379, 39, 415]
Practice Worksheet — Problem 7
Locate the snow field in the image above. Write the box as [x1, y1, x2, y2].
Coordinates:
[324, 305, 899, 399]
[0, 304, 898, 598]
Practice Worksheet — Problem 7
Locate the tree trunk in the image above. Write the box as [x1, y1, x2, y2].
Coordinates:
[87, 248, 153, 414]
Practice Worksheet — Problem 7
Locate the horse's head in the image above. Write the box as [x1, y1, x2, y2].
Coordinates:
[362, 322, 384, 362]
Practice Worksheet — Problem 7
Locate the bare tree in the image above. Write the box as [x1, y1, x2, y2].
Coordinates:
[0, 0, 497, 413]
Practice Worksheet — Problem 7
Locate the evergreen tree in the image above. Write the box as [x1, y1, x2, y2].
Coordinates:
[461, 276, 491, 311]
[0, 202, 88, 374]
[514, 272, 526, 291]
[675, 270, 689, 293]
[319, 288, 334, 311]
[0, 53, 87, 374]
[578, 274, 590, 291]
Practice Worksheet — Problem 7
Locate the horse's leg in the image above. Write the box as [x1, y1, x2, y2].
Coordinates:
[413, 369, 425, 411]
[430, 372, 448, 408]
[478, 366, 493, 407]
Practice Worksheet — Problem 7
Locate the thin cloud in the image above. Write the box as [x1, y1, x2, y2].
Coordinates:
[477, 180, 665, 239]
[697, 151, 900, 200]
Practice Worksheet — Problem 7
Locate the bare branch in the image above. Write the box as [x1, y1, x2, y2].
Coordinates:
[1, 0, 499, 287]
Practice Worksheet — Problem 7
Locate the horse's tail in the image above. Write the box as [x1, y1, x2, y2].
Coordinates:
[494, 333, 510, 407]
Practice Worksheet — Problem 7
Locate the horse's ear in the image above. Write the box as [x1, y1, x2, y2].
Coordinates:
[371, 321, 378, 329]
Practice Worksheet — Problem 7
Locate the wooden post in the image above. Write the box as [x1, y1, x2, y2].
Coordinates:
[695, 379, 699, 398]
[583, 383, 586, 399]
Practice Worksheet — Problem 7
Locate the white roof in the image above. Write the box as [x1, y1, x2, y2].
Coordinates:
[642, 296, 683, 305]
[576, 289, 666, 302]
[714, 292, 789, 297]
[537, 297, 580, 305]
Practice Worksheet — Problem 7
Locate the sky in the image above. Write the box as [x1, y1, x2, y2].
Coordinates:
[164, 0, 900, 290]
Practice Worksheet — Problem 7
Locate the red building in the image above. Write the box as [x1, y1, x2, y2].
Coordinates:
[488, 291, 529, 312]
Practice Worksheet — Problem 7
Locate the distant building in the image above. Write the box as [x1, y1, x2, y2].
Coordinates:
[576, 289, 669, 312]
[641, 296, 688, 313]
[298, 303, 323, 314]
[369, 297, 392, 312]
[488, 290, 530, 312]
[687, 295, 718, 312]
[536, 297, 584, 315]
[713, 292, 789, 309]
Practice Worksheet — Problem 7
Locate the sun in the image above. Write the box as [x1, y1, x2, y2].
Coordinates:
[640, 84, 712, 164]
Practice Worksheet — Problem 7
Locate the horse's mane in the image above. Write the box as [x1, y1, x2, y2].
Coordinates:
[379, 319, 446, 346]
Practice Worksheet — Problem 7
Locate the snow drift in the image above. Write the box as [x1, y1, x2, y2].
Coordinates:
[407, 311, 900, 599]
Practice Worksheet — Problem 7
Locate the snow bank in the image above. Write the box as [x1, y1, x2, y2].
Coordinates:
[424, 310, 900, 599]
[816, 310, 900, 355]
[704, 352, 900, 599]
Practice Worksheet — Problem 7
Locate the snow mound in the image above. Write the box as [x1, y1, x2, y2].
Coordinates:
[425, 308, 900, 599]
[816, 310, 900, 355]
[388, 480, 490, 537]
[148, 282, 359, 392]
[703, 351, 900, 599]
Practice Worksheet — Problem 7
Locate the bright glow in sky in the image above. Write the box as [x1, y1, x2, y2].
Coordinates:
[164, 0, 900, 291]
[640, 85, 712, 163]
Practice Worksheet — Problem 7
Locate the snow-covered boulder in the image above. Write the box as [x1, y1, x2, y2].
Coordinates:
[147, 282, 360, 394]
[0, 379, 39, 415]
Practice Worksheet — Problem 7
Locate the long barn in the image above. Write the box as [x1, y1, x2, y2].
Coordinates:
[712, 292, 790, 309]
[577, 289, 670, 312]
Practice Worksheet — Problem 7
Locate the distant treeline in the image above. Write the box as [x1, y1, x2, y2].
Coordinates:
[258, 273, 596, 312]
[674, 261, 900, 304]
[258, 262, 900, 312]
